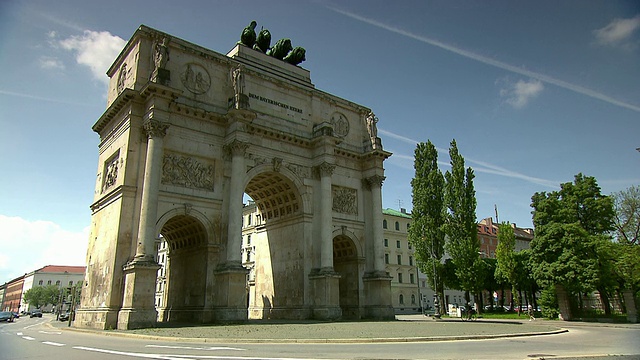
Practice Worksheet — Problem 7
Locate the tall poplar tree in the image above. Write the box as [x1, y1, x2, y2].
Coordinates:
[408, 141, 446, 314]
[495, 223, 520, 310]
[443, 139, 480, 306]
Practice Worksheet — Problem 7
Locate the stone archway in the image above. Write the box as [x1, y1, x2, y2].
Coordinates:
[76, 25, 394, 330]
[333, 234, 362, 319]
[157, 214, 209, 323]
[243, 170, 309, 319]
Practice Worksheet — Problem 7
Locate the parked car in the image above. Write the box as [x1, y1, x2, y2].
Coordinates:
[12, 312, 20, 318]
[29, 309, 43, 318]
[58, 312, 70, 321]
[0, 311, 15, 322]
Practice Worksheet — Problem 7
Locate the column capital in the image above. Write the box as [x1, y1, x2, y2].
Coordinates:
[314, 162, 336, 178]
[364, 174, 385, 189]
[224, 139, 250, 158]
[143, 120, 169, 139]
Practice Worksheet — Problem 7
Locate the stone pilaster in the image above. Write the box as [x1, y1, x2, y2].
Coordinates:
[117, 260, 160, 329]
[365, 174, 386, 275]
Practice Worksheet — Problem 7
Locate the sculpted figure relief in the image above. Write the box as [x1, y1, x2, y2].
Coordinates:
[366, 111, 378, 140]
[154, 37, 169, 70]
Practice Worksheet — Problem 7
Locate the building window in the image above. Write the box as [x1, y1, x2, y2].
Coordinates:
[68, 281, 73, 286]
[408, 242, 412, 250]
[247, 235, 251, 245]
[410, 273, 415, 284]
[247, 215, 252, 225]
[38, 280, 43, 286]
[55, 280, 61, 286]
[385, 254, 389, 264]
[398, 273, 403, 283]
[395, 221, 400, 231]
[399, 294, 404, 304]
[397, 255, 402, 265]
[396, 240, 401, 249]
[47, 280, 52, 285]
[383, 219, 388, 229]
[384, 238, 388, 247]
[411, 294, 416, 304]
[409, 256, 413, 266]
[407, 223, 410, 230]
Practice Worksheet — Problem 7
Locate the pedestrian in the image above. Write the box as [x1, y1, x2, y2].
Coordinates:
[528, 304, 535, 321]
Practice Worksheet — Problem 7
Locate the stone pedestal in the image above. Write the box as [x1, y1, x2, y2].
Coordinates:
[213, 265, 249, 321]
[556, 284, 572, 321]
[363, 271, 394, 320]
[117, 261, 161, 329]
[623, 289, 638, 323]
[310, 270, 342, 320]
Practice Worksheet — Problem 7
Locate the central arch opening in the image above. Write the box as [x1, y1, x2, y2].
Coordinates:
[333, 234, 361, 319]
[242, 171, 306, 319]
[157, 215, 208, 322]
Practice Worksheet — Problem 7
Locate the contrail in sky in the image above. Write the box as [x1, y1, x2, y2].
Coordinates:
[380, 128, 559, 189]
[328, 6, 640, 113]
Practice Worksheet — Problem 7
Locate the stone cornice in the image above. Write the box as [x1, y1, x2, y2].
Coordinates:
[93, 88, 139, 134]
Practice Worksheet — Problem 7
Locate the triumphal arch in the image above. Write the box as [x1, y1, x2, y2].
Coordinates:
[75, 24, 393, 330]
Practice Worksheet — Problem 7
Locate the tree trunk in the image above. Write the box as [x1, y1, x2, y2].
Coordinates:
[597, 288, 612, 316]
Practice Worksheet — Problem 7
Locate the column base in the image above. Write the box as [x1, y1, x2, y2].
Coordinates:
[213, 264, 249, 322]
[118, 260, 160, 329]
[117, 308, 158, 330]
[309, 269, 342, 320]
[74, 307, 119, 330]
[363, 271, 394, 320]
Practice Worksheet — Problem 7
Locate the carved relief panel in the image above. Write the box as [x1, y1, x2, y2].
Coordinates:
[332, 185, 358, 215]
[162, 153, 215, 191]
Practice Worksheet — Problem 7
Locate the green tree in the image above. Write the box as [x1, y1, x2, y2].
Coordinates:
[444, 139, 480, 306]
[612, 185, 640, 245]
[495, 223, 520, 311]
[408, 141, 446, 314]
[530, 173, 615, 318]
[23, 286, 46, 309]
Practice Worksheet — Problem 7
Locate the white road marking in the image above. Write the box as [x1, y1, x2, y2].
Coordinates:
[17, 332, 23, 336]
[39, 330, 62, 335]
[146, 345, 245, 351]
[22, 336, 36, 340]
[43, 341, 65, 346]
[75, 345, 342, 360]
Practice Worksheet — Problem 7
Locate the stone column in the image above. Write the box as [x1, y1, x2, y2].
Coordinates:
[118, 119, 167, 330]
[212, 139, 249, 322]
[366, 175, 386, 274]
[225, 139, 249, 267]
[318, 162, 336, 271]
[362, 174, 394, 320]
[135, 120, 169, 262]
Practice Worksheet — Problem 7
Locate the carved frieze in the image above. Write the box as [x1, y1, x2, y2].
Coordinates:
[332, 186, 357, 215]
[162, 154, 214, 191]
[101, 152, 120, 193]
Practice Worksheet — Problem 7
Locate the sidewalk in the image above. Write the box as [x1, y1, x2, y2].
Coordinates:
[51, 314, 571, 343]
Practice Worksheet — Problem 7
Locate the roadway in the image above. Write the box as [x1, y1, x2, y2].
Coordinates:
[0, 313, 638, 359]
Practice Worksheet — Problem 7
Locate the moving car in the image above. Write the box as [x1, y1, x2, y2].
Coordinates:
[29, 309, 43, 318]
[58, 312, 70, 321]
[0, 311, 15, 322]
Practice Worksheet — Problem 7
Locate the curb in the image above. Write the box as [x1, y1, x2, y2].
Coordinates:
[47, 322, 568, 344]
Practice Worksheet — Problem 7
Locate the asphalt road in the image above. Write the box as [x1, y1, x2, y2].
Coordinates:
[1, 313, 638, 359]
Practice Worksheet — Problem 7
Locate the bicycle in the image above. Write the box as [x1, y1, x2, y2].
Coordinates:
[460, 306, 477, 322]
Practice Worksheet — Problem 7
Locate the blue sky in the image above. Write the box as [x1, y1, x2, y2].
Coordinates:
[1, 0, 638, 282]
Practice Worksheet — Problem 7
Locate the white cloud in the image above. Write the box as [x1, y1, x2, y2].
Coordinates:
[39, 56, 65, 70]
[499, 78, 544, 109]
[594, 15, 640, 49]
[0, 215, 88, 283]
[328, 6, 640, 113]
[59, 30, 126, 83]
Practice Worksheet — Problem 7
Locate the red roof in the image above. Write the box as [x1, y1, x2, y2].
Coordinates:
[36, 265, 86, 274]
